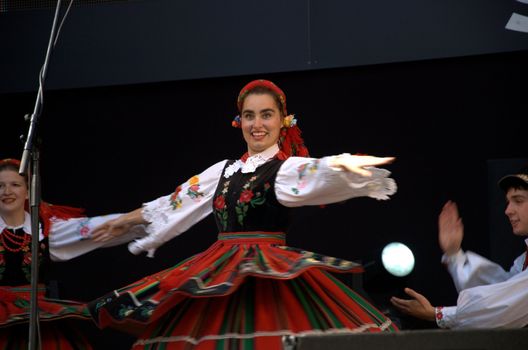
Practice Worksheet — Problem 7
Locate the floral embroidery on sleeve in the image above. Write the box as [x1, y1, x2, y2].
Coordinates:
[169, 175, 205, 210]
[435, 306, 448, 328]
[291, 160, 319, 195]
[170, 185, 183, 210]
[235, 176, 271, 225]
[186, 176, 205, 202]
[78, 218, 91, 240]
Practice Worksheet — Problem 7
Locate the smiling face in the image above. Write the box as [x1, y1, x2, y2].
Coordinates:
[504, 187, 528, 236]
[0, 169, 28, 221]
[240, 93, 283, 155]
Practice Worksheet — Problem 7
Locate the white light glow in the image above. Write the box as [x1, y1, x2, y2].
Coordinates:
[381, 242, 415, 277]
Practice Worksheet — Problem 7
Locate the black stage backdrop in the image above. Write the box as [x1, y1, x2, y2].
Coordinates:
[1, 50, 527, 348]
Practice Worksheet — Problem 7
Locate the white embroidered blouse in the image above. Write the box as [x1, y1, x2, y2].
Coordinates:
[0, 212, 146, 261]
[131, 144, 397, 256]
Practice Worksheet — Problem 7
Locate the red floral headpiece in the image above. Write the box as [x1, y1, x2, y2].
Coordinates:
[234, 79, 309, 158]
[0, 158, 85, 236]
[237, 79, 288, 116]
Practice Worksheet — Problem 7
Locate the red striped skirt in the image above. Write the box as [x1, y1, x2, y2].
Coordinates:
[90, 232, 397, 349]
[0, 285, 92, 349]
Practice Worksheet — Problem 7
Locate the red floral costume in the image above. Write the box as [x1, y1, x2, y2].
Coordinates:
[0, 203, 92, 350]
[89, 155, 398, 350]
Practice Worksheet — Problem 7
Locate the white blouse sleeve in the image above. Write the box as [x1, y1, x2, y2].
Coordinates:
[441, 250, 520, 292]
[48, 214, 147, 261]
[436, 269, 528, 329]
[275, 156, 397, 207]
[128, 160, 227, 256]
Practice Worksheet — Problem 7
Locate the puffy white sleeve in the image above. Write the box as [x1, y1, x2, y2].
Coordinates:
[275, 156, 397, 207]
[128, 160, 227, 256]
[436, 268, 528, 329]
[441, 250, 521, 292]
[48, 214, 147, 261]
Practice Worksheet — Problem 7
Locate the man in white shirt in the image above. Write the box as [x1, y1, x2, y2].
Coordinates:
[390, 167, 528, 329]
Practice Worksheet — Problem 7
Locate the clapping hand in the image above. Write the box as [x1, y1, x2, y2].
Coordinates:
[438, 200, 464, 256]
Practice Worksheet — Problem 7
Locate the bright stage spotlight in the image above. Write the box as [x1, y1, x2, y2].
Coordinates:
[381, 242, 415, 277]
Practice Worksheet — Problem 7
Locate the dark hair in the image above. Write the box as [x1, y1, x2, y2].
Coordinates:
[505, 182, 528, 191]
[498, 165, 528, 192]
[239, 86, 285, 117]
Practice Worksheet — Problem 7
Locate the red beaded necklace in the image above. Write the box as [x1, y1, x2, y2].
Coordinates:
[0, 228, 30, 253]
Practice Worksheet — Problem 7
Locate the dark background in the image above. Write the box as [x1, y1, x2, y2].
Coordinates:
[2, 0, 528, 94]
[1, 0, 528, 348]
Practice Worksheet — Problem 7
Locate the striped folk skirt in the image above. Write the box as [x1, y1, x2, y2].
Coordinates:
[89, 232, 397, 349]
[0, 285, 92, 350]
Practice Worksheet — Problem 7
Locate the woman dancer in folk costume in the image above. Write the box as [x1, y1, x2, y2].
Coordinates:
[89, 79, 399, 349]
[0, 158, 145, 349]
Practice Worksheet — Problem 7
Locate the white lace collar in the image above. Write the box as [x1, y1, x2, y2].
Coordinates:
[0, 211, 43, 239]
[224, 144, 280, 178]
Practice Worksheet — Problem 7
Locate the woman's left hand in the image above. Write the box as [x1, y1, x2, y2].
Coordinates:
[329, 154, 395, 177]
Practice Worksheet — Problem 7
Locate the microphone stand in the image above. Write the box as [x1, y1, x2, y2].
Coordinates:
[19, 1, 63, 349]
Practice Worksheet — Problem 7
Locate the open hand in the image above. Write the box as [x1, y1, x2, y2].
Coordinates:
[91, 215, 135, 242]
[438, 200, 464, 256]
[390, 288, 436, 321]
[91, 208, 147, 242]
[330, 154, 395, 177]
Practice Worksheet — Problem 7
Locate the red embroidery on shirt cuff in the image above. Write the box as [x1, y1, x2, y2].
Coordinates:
[435, 306, 448, 328]
[435, 306, 444, 320]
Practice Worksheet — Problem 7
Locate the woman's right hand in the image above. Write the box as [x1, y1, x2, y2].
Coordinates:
[91, 208, 146, 242]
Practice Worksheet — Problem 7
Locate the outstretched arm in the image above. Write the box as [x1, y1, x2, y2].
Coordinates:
[276, 154, 397, 206]
[91, 208, 147, 242]
[389, 203, 464, 325]
[89, 160, 226, 256]
[48, 212, 147, 261]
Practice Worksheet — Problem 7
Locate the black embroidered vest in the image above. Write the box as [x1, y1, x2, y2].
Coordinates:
[212, 159, 291, 233]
